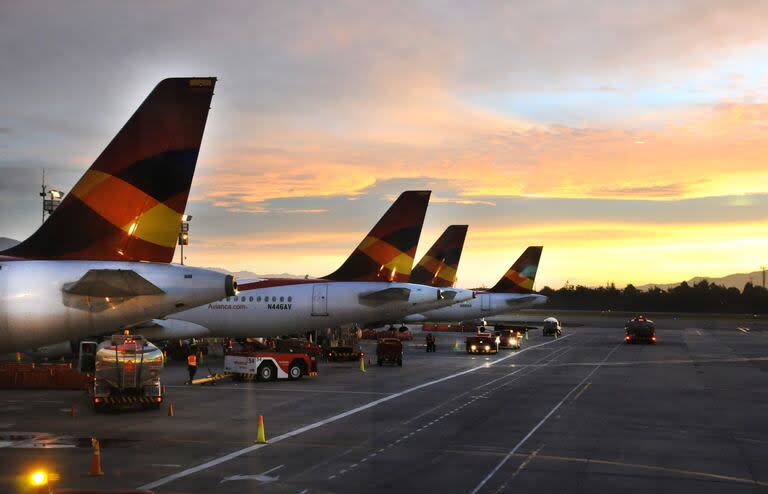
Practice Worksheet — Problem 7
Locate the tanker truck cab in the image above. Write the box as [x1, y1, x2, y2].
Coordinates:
[80, 334, 164, 411]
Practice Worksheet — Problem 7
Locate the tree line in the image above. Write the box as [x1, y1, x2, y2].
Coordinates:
[539, 280, 768, 314]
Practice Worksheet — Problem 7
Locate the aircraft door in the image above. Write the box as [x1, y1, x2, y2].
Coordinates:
[0, 264, 7, 333]
[311, 284, 329, 316]
[480, 294, 491, 311]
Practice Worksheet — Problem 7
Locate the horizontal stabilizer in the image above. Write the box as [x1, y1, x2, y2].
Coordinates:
[504, 295, 540, 306]
[439, 289, 458, 300]
[359, 287, 411, 306]
[63, 269, 165, 297]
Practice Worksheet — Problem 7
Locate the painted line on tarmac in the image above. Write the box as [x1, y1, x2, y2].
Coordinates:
[138, 334, 573, 490]
[166, 385, 391, 396]
[470, 341, 621, 494]
[528, 453, 768, 488]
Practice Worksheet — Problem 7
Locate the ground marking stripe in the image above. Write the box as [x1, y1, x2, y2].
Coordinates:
[166, 385, 391, 396]
[470, 341, 621, 494]
[138, 334, 572, 490]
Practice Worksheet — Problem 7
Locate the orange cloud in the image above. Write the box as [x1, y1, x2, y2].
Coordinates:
[194, 97, 768, 209]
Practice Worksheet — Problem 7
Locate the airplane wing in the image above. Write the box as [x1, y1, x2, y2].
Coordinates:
[359, 287, 411, 306]
[63, 269, 165, 297]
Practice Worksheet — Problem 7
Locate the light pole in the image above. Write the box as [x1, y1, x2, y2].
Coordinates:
[40, 172, 64, 224]
[179, 214, 192, 265]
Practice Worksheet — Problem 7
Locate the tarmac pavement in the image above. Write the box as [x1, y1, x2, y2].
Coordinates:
[1, 322, 767, 493]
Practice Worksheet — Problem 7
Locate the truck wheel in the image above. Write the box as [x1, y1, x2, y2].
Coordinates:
[397, 357, 403, 367]
[287, 360, 304, 380]
[257, 362, 277, 382]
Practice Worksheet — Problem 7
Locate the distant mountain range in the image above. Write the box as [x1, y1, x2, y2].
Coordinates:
[201, 267, 306, 281]
[636, 270, 768, 291]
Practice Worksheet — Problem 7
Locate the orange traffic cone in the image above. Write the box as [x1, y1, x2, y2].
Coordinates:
[359, 355, 366, 373]
[70, 405, 76, 418]
[88, 438, 104, 476]
[255, 415, 267, 444]
[167, 403, 174, 417]
[161, 384, 167, 396]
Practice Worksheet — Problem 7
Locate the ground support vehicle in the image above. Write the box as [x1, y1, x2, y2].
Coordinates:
[542, 317, 562, 337]
[625, 315, 656, 344]
[496, 329, 522, 349]
[466, 332, 500, 354]
[80, 334, 164, 411]
[225, 351, 318, 381]
[377, 338, 403, 366]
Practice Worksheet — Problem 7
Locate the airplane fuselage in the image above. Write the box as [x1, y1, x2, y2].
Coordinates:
[0, 259, 234, 353]
[150, 279, 473, 339]
[403, 291, 547, 325]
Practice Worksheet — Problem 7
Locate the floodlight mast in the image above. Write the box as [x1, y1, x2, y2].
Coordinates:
[179, 215, 192, 265]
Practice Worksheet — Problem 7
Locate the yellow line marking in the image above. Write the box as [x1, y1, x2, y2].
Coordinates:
[534, 454, 768, 487]
[572, 382, 591, 401]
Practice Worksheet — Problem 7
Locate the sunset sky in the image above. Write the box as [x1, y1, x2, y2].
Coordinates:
[3, 1, 768, 289]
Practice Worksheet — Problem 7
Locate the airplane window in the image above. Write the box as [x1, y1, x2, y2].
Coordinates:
[272, 296, 277, 302]
[257, 296, 261, 302]
[241, 296, 246, 302]
[288, 296, 292, 302]
[280, 296, 284, 302]
[249, 296, 253, 302]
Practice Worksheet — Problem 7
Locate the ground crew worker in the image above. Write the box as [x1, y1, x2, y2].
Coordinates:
[426, 333, 436, 352]
[187, 351, 197, 384]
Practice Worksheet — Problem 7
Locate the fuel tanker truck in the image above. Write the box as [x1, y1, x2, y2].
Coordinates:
[78, 333, 164, 411]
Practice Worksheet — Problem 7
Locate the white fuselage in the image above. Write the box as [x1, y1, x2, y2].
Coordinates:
[148, 281, 474, 339]
[0, 260, 232, 353]
[403, 292, 547, 324]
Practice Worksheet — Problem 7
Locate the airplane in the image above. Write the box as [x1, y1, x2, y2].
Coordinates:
[403, 246, 547, 328]
[138, 191, 475, 340]
[409, 225, 468, 289]
[377, 224, 468, 330]
[0, 77, 236, 353]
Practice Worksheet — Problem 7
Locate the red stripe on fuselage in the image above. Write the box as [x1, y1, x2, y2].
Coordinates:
[237, 278, 326, 291]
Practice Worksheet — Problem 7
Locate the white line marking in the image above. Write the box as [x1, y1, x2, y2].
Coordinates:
[470, 342, 621, 494]
[165, 385, 390, 396]
[737, 327, 749, 333]
[138, 334, 572, 490]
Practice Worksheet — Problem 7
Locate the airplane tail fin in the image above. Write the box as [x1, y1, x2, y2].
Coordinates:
[487, 246, 543, 293]
[2, 77, 216, 263]
[324, 191, 431, 282]
[409, 225, 468, 287]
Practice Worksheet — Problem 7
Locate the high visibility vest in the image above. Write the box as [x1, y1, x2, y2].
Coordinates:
[187, 354, 197, 366]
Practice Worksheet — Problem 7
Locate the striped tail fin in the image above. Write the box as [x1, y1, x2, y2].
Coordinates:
[324, 191, 431, 282]
[409, 225, 468, 287]
[2, 77, 216, 263]
[487, 246, 543, 293]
